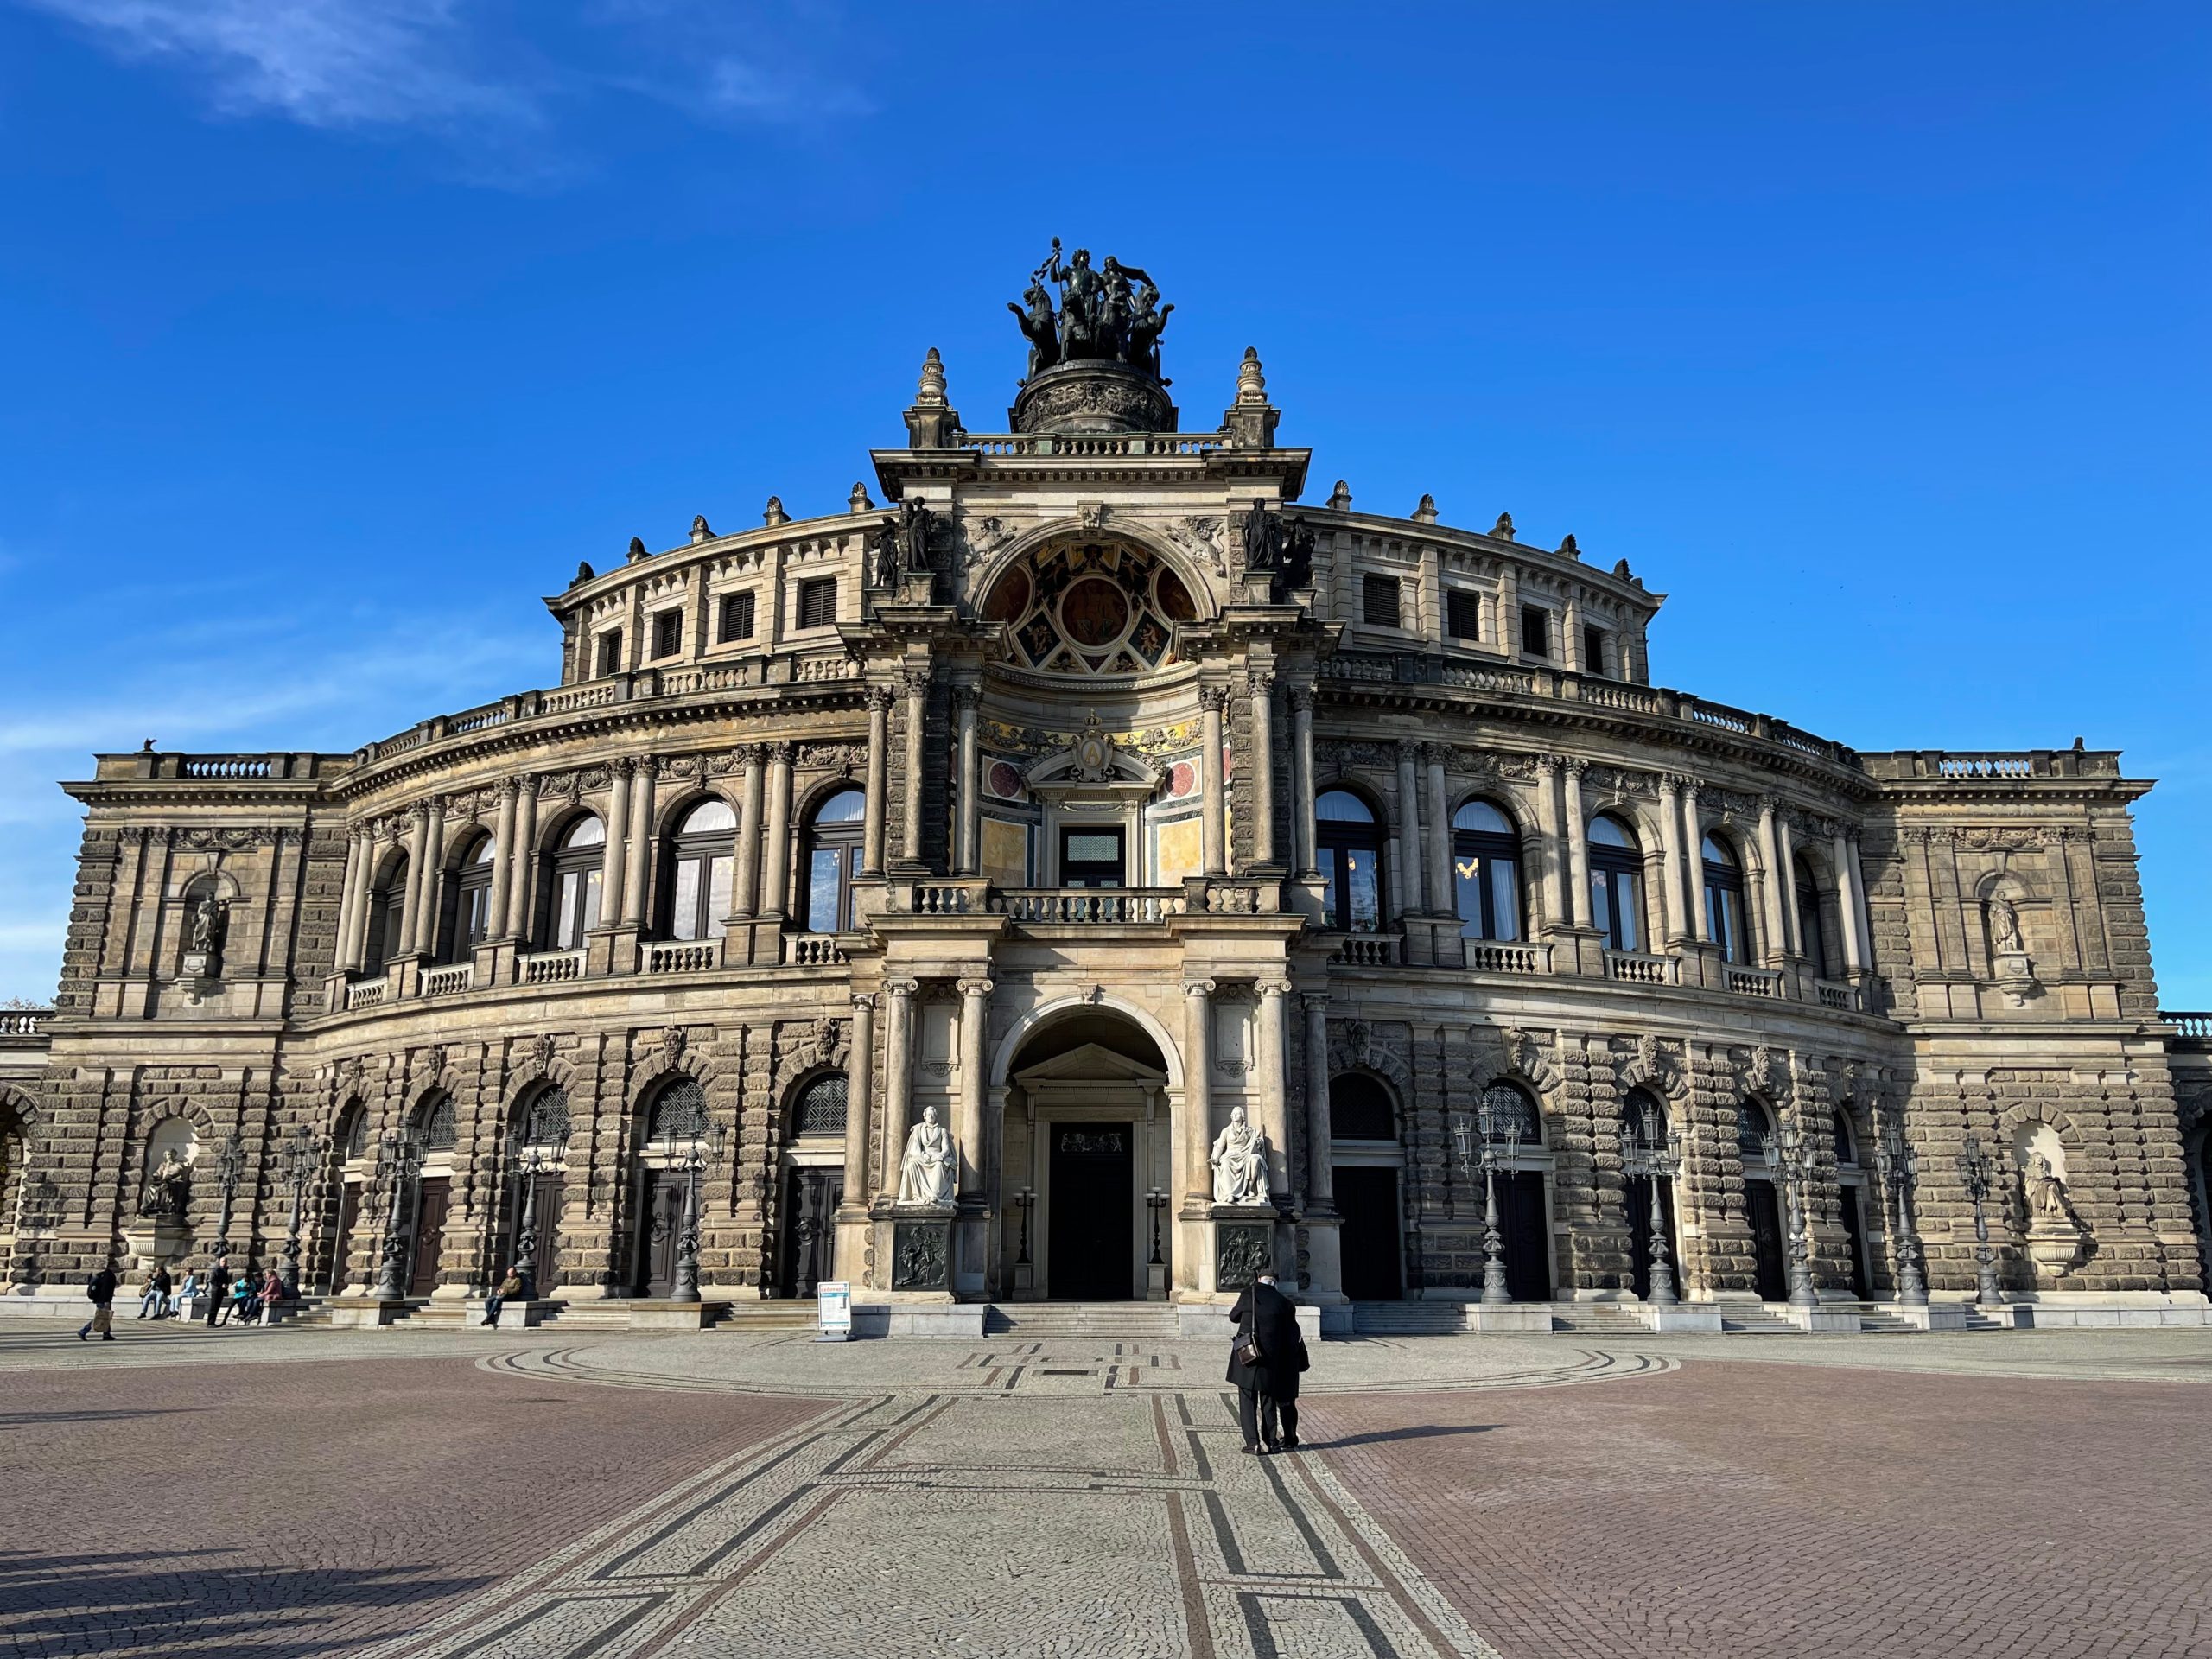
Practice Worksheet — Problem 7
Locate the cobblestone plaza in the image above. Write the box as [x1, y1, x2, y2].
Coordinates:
[4, 1319, 2211, 1657]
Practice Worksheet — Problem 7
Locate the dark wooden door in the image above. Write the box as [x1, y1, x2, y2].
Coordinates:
[1838, 1184, 1870, 1298]
[1624, 1171, 1679, 1300]
[777, 1167, 844, 1297]
[330, 1181, 361, 1293]
[504, 1171, 564, 1287]
[1498, 1169, 1551, 1302]
[407, 1177, 450, 1297]
[1048, 1123, 1133, 1300]
[1338, 1165, 1403, 1300]
[634, 1171, 687, 1297]
[1745, 1179, 1789, 1300]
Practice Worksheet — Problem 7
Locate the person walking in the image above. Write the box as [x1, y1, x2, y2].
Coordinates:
[202, 1251, 229, 1328]
[481, 1265, 524, 1327]
[1226, 1270, 1308, 1454]
[77, 1263, 118, 1342]
[137, 1265, 173, 1320]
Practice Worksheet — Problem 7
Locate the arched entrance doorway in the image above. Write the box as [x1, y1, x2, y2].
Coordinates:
[1002, 1012, 1171, 1301]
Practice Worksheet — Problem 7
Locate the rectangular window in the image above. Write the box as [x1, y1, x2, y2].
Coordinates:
[595, 629, 624, 677]
[1362, 574, 1402, 629]
[1520, 605, 1550, 658]
[807, 848, 847, 933]
[1060, 827, 1126, 889]
[651, 608, 683, 659]
[797, 577, 837, 630]
[1446, 590, 1482, 641]
[1583, 625, 1606, 676]
[718, 590, 756, 643]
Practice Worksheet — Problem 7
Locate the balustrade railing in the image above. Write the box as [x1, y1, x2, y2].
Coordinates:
[519, 949, 584, 984]
[1325, 933, 1401, 967]
[1727, 965, 1783, 998]
[2167, 1011, 2212, 1041]
[1605, 950, 1679, 986]
[421, 963, 474, 998]
[645, 939, 719, 974]
[903, 884, 981, 916]
[789, 935, 851, 966]
[179, 756, 274, 779]
[1815, 978, 1859, 1011]
[346, 978, 388, 1009]
[1467, 940, 1550, 975]
[990, 887, 1188, 925]
[0, 1009, 52, 1037]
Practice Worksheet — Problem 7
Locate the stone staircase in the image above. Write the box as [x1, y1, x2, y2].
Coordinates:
[711, 1302, 821, 1333]
[983, 1302, 1183, 1340]
[1351, 1302, 1480, 1337]
[1548, 1306, 1655, 1337]
[1719, 1310, 1802, 1335]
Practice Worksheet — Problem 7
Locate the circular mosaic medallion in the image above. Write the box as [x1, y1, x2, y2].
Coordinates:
[986, 760, 1024, 800]
[1166, 760, 1196, 798]
[1059, 576, 1131, 647]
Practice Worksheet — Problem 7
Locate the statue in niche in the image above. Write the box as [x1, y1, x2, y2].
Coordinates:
[1240, 499, 1281, 572]
[1210, 1104, 1271, 1206]
[1276, 521, 1314, 597]
[2025, 1153, 2071, 1222]
[137, 1149, 191, 1218]
[897, 1104, 956, 1206]
[1989, 893, 2025, 956]
[894, 497, 935, 576]
[189, 894, 226, 957]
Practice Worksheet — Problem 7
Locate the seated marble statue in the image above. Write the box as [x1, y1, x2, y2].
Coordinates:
[1210, 1105, 1270, 1206]
[897, 1104, 957, 1207]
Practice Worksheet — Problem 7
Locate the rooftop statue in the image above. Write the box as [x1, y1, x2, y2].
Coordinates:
[1010, 239, 1172, 384]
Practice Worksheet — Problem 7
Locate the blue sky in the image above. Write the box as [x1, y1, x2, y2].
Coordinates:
[1, 3, 2206, 1007]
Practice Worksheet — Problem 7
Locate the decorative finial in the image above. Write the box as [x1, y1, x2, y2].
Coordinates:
[915, 347, 947, 407]
[690, 514, 713, 544]
[1557, 533, 1580, 558]
[573, 560, 594, 584]
[1491, 512, 1516, 542]
[764, 495, 789, 526]
[1412, 493, 1439, 524]
[1236, 346, 1268, 405]
[848, 482, 875, 512]
[1611, 556, 1632, 580]
[626, 536, 648, 563]
[1326, 479, 1352, 512]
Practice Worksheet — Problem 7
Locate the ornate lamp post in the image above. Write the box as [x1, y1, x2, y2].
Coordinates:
[1452, 1097, 1525, 1306]
[276, 1128, 326, 1294]
[666, 1116, 730, 1305]
[371, 1128, 423, 1301]
[1618, 1104, 1682, 1306]
[1957, 1132, 2006, 1305]
[1014, 1186, 1035, 1267]
[510, 1146, 548, 1298]
[207, 1129, 245, 1268]
[1145, 1187, 1168, 1267]
[1874, 1118, 1929, 1306]
[1761, 1116, 1821, 1311]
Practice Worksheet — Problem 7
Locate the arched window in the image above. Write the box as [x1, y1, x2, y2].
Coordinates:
[1622, 1087, 1670, 1150]
[645, 1077, 707, 1147]
[518, 1087, 570, 1149]
[340, 1100, 370, 1160]
[542, 815, 605, 950]
[1832, 1110, 1858, 1166]
[415, 1094, 457, 1152]
[1480, 1081, 1543, 1144]
[1330, 1073, 1397, 1141]
[442, 834, 497, 962]
[1316, 791, 1384, 932]
[804, 787, 866, 935]
[1736, 1099, 1773, 1159]
[1588, 814, 1644, 953]
[663, 798, 736, 942]
[1794, 860, 1829, 977]
[1452, 799, 1523, 942]
[365, 851, 409, 971]
[1701, 833, 1751, 964]
[791, 1074, 849, 1140]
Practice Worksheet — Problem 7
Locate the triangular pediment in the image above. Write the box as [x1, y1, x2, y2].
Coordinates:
[1012, 1040, 1167, 1087]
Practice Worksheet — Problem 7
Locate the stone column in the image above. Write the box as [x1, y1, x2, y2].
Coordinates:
[1198, 687, 1228, 878]
[1395, 741, 1427, 913]
[1832, 825, 1865, 976]
[844, 993, 875, 1205]
[334, 827, 366, 972]
[1303, 993, 1334, 1211]
[899, 670, 929, 867]
[601, 763, 632, 927]
[1757, 798, 1788, 966]
[1563, 758, 1591, 929]
[1532, 756, 1566, 932]
[1657, 775, 1688, 944]
[1289, 688, 1318, 877]
[1255, 980, 1292, 1199]
[1682, 780, 1709, 943]
[877, 978, 918, 1198]
[1846, 832, 1875, 971]
[412, 798, 446, 957]
[487, 779, 517, 940]
[1777, 816, 1802, 959]
[953, 685, 981, 877]
[1247, 671, 1276, 867]
[1425, 744, 1453, 918]
[1182, 979, 1216, 1205]
[862, 689, 891, 878]
[759, 744, 793, 918]
[400, 804, 430, 957]
[622, 755, 656, 928]
[955, 977, 993, 1198]
[506, 776, 537, 942]
[732, 747, 763, 918]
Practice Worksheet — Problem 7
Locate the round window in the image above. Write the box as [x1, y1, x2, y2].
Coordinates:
[1059, 577, 1131, 647]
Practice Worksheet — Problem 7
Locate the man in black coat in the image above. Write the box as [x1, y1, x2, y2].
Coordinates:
[1225, 1271, 1305, 1453]
[77, 1263, 118, 1342]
